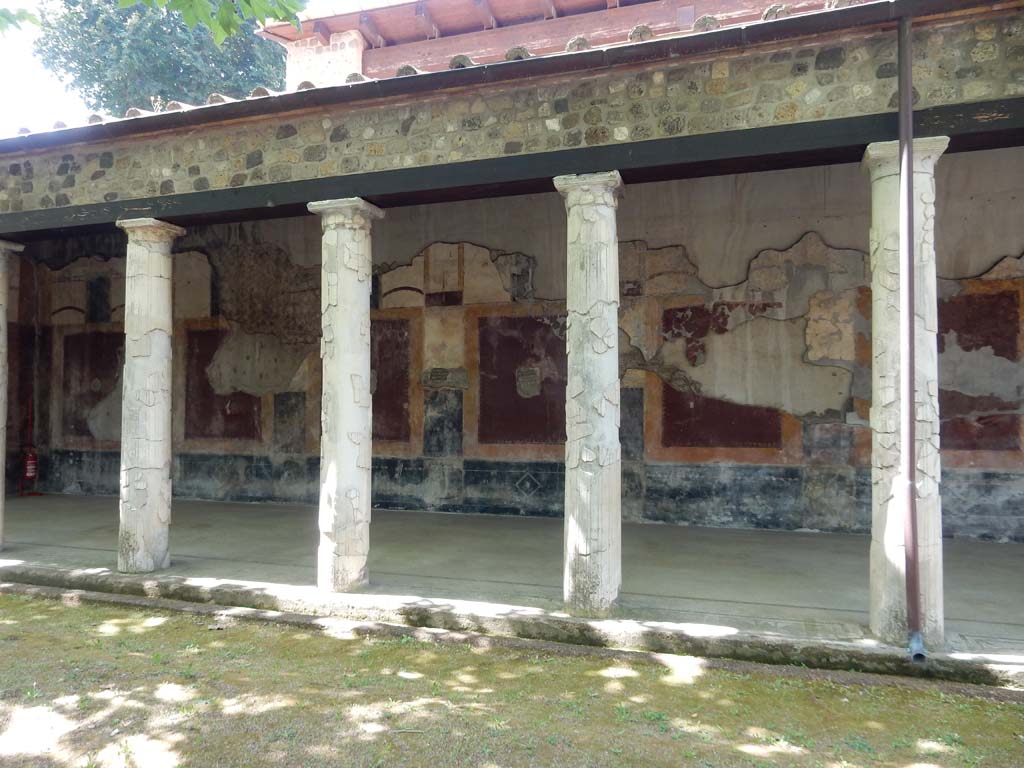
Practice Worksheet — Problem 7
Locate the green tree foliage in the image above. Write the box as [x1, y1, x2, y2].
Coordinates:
[0, 7, 37, 31]
[3, 0, 300, 39]
[130, 0, 303, 44]
[33, 0, 291, 116]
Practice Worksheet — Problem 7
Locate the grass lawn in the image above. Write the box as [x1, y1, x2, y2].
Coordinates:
[0, 594, 1021, 767]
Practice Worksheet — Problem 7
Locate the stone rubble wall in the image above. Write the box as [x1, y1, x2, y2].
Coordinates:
[1, 14, 1023, 215]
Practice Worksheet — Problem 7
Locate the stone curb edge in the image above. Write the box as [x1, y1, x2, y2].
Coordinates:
[0, 564, 1017, 688]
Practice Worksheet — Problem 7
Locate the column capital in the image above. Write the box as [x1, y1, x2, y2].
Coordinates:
[554, 171, 623, 209]
[0, 240, 25, 256]
[308, 198, 384, 230]
[862, 136, 950, 180]
[116, 218, 185, 243]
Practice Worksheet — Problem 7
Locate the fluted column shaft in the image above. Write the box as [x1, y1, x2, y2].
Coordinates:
[116, 218, 183, 573]
[554, 171, 624, 615]
[0, 239, 24, 552]
[863, 136, 949, 646]
[308, 198, 383, 591]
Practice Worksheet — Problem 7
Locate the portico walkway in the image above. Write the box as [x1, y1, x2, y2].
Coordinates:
[2, 494, 1020, 655]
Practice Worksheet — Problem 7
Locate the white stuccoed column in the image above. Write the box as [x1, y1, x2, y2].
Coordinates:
[308, 198, 383, 591]
[863, 136, 949, 646]
[116, 218, 183, 573]
[0, 239, 24, 553]
[554, 171, 623, 615]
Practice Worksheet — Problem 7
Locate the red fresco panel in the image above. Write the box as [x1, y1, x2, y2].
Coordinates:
[371, 318, 412, 442]
[61, 331, 123, 439]
[478, 315, 567, 445]
[661, 385, 783, 449]
[938, 291, 1021, 452]
[185, 329, 262, 441]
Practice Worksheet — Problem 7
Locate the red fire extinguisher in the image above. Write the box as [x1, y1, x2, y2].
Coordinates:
[18, 390, 42, 497]
[19, 445, 38, 495]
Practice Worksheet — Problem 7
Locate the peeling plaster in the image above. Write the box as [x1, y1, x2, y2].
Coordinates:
[206, 330, 314, 398]
[377, 241, 537, 307]
[661, 316, 852, 415]
[939, 251, 1024, 297]
[86, 372, 123, 442]
[716, 232, 867, 321]
[618, 232, 867, 413]
[939, 331, 1024, 402]
[979, 252, 1024, 282]
[209, 242, 320, 345]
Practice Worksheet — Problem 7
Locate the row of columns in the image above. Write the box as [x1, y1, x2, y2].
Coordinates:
[556, 138, 951, 646]
[0, 137, 949, 646]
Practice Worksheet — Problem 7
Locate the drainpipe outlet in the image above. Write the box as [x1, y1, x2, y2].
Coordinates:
[908, 631, 927, 664]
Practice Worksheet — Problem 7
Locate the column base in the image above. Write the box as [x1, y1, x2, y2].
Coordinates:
[869, 538, 906, 645]
[317, 545, 369, 593]
[117, 552, 171, 574]
[564, 595, 619, 618]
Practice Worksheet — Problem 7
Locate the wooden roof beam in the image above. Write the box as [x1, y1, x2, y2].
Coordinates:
[473, 0, 498, 29]
[415, 2, 441, 39]
[358, 13, 386, 48]
[312, 20, 331, 46]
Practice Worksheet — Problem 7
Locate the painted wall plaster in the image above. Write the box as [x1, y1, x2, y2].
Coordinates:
[25, 146, 1024, 540]
[661, 317, 853, 416]
[374, 146, 1024, 291]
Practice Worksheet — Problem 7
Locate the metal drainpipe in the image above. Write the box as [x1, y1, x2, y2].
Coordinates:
[898, 14, 926, 663]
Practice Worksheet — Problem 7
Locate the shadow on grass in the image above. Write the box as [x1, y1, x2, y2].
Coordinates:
[1, 593, 1021, 768]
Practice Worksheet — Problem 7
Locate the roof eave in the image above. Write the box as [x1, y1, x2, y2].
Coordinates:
[0, 0, 1000, 155]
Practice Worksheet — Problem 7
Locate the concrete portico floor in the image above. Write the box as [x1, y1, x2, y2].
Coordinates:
[1, 494, 1021, 654]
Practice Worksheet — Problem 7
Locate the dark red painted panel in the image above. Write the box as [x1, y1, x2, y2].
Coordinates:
[938, 291, 1021, 451]
[61, 331, 123, 439]
[185, 329, 261, 440]
[939, 388, 1020, 452]
[938, 291, 1019, 361]
[478, 315, 567, 445]
[371, 318, 411, 442]
[941, 414, 1020, 452]
[661, 385, 783, 449]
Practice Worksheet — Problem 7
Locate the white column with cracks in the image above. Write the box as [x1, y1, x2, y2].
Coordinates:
[116, 218, 183, 573]
[555, 171, 624, 615]
[308, 198, 383, 592]
[0, 239, 24, 552]
[863, 137, 949, 647]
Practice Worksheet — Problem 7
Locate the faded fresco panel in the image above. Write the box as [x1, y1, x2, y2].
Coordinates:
[938, 291, 1021, 452]
[61, 331, 123, 439]
[477, 315, 567, 445]
[185, 329, 262, 441]
[371, 318, 411, 443]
